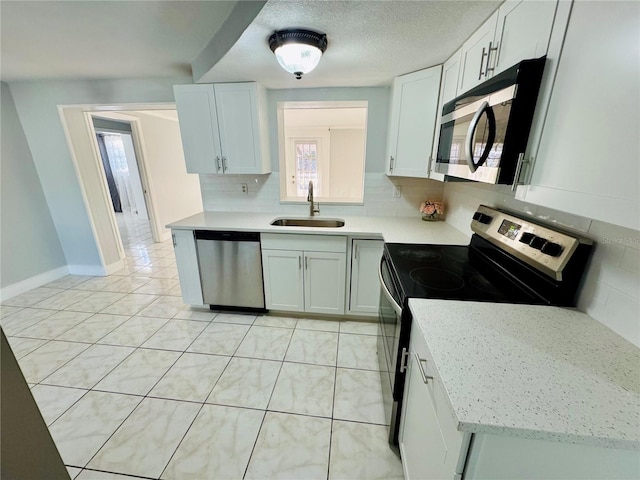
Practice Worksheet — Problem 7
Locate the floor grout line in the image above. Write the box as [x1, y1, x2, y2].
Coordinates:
[6, 212, 398, 480]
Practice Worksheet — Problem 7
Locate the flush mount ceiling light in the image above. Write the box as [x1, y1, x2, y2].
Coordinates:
[268, 28, 328, 80]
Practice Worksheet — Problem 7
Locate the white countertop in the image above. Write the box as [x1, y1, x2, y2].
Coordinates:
[409, 299, 640, 450]
[167, 212, 470, 245]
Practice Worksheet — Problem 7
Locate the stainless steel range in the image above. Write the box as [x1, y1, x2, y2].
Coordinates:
[378, 205, 593, 446]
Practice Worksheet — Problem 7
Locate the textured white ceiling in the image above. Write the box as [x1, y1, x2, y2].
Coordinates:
[0, 1, 238, 81]
[198, 0, 503, 88]
[1, 0, 502, 87]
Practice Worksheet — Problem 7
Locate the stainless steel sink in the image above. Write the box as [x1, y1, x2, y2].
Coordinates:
[270, 218, 345, 228]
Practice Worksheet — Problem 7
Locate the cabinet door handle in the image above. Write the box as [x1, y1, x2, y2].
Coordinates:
[485, 41, 498, 77]
[511, 153, 528, 192]
[215, 156, 221, 172]
[171, 233, 176, 247]
[222, 156, 227, 173]
[304, 256, 308, 270]
[414, 353, 434, 384]
[399, 347, 409, 373]
[389, 156, 395, 174]
[354, 245, 358, 260]
[479, 46, 488, 80]
[299, 256, 302, 270]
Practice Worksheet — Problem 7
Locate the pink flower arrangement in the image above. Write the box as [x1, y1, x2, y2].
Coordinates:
[420, 201, 444, 220]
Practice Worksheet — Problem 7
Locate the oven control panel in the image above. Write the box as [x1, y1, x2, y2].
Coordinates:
[470, 205, 591, 280]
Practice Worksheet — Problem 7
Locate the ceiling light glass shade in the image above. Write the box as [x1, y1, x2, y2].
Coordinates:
[269, 29, 328, 79]
[274, 43, 323, 77]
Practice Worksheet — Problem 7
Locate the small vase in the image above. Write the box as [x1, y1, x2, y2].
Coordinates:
[421, 214, 441, 221]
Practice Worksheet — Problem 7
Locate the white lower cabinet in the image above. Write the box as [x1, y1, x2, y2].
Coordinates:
[261, 250, 304, 312]
[171, 229, 203, 305]
[261, 234, 346, 315]
[400, 322, 466, 480]
[400, 322, 640, 480]
[348, 239, 384, 316]
[303, 251, 346, 314]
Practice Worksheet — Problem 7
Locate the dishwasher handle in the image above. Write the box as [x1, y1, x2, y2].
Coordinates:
[194, 230, 260, 242]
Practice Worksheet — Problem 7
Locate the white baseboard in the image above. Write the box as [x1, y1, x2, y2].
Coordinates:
[0, 266, 69, 302]
[67, 264, 107, 276]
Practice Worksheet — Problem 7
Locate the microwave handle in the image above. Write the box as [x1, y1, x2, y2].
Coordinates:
[465, 101, 496, 173]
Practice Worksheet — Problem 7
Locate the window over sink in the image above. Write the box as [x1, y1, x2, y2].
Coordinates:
[277, 101, 367, 204]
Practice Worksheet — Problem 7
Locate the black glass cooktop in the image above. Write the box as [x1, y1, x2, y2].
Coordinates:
[384, 243, 538, 305]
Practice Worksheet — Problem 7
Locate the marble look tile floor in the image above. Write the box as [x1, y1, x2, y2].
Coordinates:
[1, 213, 403, 480]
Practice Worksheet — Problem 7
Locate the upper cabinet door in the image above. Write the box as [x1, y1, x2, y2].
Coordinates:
[386, 65, 443, 178]
[213, 83, 270, 175]
[429, 48, 463, 182]
[441, 48, 463, 105]
[174, 84, 222, 174]
[458, 11, 498, 94]
[174, 82, 270, 175]
[520, 0, 640, 230]
[493, 0, 557, 76]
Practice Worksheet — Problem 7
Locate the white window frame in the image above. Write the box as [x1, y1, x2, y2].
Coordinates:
[277, 100, 367, 204]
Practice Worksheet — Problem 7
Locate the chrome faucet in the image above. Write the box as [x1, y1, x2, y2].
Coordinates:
[307, 180, 320, 216]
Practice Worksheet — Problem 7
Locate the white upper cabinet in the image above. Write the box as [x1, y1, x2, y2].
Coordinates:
[517, 1, 640, 231]
[429, 48, 462, 181]
[458, 11, 499, 94]
[386, 65, 442, 178]
[440, 48, 463, 105]
[173, 85, 221, 174]
[174, 82, 271, 175]
[458, 0, 557, 94]
[493, 0, 557, 76]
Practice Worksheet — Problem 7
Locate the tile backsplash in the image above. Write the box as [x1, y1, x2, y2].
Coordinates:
[199, 172, 444, 218]
[443, 182, 640, 347]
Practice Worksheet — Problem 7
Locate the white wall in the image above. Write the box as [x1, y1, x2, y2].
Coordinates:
[200, 86, 445, 216]
[61, 107, 122, 271]
[200, 172, 444, 218]
[443, 181, 640, 348]
[0, 82, 67, 292]
[8, 76, 190, 270]
[267, 87, 389, 173]
[131, 112, 202, 234]
[329, 129, 365, 200]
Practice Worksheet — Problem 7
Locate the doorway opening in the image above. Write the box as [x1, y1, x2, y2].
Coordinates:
[58, 103, 202, 275]
[92, 116, 153, 250]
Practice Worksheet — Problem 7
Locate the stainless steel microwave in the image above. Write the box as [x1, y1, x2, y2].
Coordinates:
[434, 57, 546, 185]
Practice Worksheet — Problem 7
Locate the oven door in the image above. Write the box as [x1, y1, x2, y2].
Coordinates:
[378, 255, 402, 388]
[378, 254, 405, 446]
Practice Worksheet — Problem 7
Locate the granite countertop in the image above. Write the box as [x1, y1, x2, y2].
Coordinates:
[408, 299, 640, 450]
[167, 211, 470, 245]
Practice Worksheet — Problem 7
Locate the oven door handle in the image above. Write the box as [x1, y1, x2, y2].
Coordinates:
[379, 259, 403, 317]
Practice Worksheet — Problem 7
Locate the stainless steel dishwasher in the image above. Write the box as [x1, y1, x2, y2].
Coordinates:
[194, 231, 265, 310]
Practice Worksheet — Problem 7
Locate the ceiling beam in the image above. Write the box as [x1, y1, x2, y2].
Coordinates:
[191, 1, 267, 83]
